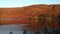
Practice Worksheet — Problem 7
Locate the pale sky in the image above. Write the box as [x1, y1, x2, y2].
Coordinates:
[0, 0, 60, 7]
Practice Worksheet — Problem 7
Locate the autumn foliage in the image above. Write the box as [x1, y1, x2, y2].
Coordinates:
[0, 4, 60, 30]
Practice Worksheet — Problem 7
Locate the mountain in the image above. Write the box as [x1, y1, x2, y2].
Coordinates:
[0, 4, 60, 30]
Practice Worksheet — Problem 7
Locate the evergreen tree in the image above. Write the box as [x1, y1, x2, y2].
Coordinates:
[23, 30, 27, 34]
[35, 29, 41, 34]
[10, 32, 12, 34]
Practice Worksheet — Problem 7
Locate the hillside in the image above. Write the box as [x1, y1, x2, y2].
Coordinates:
[0, 4, 60, 30]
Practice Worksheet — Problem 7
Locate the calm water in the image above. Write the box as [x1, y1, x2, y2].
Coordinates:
[0, 30, 45, 34]
[0, 24, 36, 34]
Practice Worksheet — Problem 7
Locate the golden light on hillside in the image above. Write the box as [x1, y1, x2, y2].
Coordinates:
[0, 4, 60, 30]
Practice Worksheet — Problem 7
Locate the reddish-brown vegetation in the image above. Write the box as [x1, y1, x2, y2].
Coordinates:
[0, 4, 60, 30]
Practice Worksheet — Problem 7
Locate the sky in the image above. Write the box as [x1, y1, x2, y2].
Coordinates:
[0, 0, 60, 7]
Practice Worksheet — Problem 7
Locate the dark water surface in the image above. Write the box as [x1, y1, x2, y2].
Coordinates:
[0, 24, 36, 34]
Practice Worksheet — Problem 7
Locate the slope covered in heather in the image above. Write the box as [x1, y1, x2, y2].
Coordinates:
[0, 4, 60, 30]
